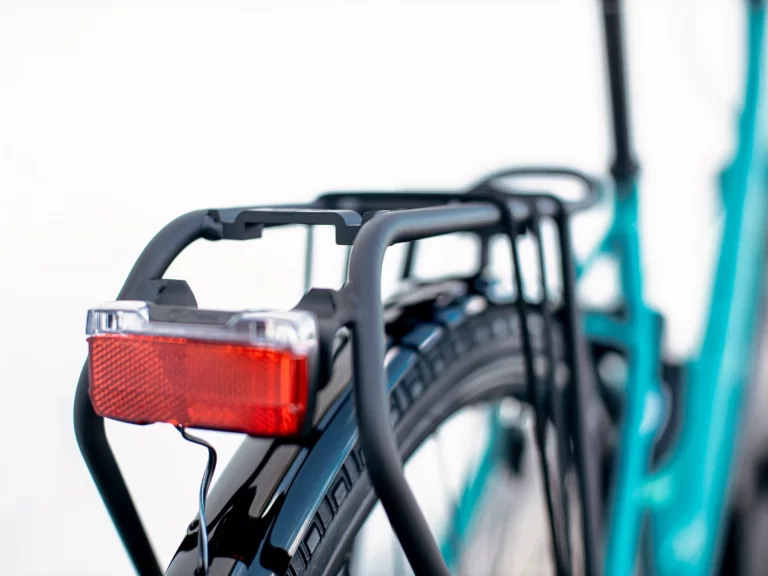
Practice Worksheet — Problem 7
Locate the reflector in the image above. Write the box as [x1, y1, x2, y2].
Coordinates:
[86, 302, 318, 436]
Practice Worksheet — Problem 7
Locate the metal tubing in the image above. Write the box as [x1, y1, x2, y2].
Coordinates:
[75, 190, 599, 575]
[401, 241, 418, 280]
[532, 204, 573, 572]
[73, 210, 221, 576]
[555, 207, 603, 575]
[116, 210, 222, 299]
[467, 167, 603, 213]
[305, 225, 314, 292]
[470, 187, 570, 575]
[601, 0, 638, 183]
[346, 203, 502, 576]
[509, 215, 569, 576]
[73, 367, 161, 576]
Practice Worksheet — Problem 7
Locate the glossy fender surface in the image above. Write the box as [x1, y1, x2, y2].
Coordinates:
[165, 437, 304, 574]
[165, 288, 474, 576]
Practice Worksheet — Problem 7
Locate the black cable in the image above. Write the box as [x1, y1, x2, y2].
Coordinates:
[176, 426, 218, 576]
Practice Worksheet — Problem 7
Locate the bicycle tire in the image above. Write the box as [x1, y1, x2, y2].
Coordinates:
[165, 284, 563, 576]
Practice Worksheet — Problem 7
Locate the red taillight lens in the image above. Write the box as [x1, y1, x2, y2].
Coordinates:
[85, 303, 318, 437]
[88, 335, 309, 436]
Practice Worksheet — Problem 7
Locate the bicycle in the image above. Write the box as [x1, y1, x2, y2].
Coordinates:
[74, 1, 768, 575]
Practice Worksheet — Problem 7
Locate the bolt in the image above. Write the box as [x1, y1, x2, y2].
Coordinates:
[187, 519, 199, 534]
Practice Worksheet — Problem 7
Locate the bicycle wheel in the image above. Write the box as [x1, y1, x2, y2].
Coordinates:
[166, 280, 567, 576]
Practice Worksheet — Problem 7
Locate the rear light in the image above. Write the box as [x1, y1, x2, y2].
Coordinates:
[86, 301, 318, 436]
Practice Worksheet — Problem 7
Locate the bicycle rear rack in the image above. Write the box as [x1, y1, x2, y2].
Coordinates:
[73, 167, 605, 576]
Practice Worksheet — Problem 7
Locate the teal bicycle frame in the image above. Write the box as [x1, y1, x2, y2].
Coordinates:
[442, 2, 768, 575]
[598, 3, 768, 575]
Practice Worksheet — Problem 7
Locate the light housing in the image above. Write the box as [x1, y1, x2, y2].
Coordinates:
[86, 301, 318, 437]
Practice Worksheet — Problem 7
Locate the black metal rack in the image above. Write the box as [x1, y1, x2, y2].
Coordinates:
[74, 167, 605, 576]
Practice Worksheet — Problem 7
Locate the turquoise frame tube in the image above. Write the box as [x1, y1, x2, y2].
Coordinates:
[649, 6, 768, 574]
[442, 4, 766, 574]
[599, 4, 768, 575]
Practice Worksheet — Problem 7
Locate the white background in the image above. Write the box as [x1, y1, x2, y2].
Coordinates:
[0, 1, 745, 574]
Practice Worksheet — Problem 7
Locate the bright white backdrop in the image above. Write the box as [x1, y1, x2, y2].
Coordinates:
[0, 1, 743, 574]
